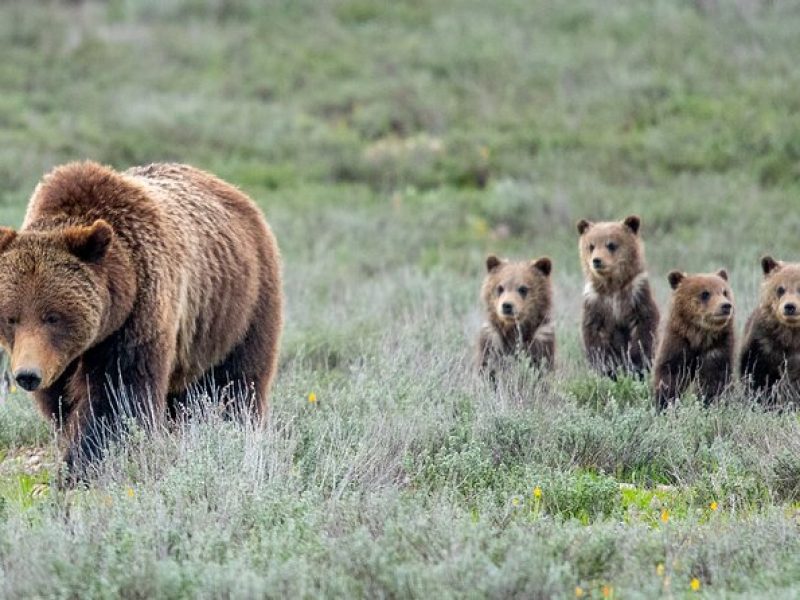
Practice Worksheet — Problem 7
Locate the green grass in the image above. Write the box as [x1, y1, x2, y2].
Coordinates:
[2, 0, 800, 597]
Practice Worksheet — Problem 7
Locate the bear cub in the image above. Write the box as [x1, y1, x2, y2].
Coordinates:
[476, 255, 555, 373]
[652, 270, 735, 408]
[740, 256, 800, 403]
[577, 215, 659, 377]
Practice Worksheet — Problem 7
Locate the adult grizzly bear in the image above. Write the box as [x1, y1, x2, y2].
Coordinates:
[0, 161, 282, 472]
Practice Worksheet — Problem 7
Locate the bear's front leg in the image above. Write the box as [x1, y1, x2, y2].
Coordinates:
[630, 283, 659, 372]
[739, 334, 781, 397]
[32, 359, 79, 426]
[581, 303, 611, 372]
[62, 336, 172, 477]
[652, 351, 691, 410]
[475, 325, 496, 373]
[527, 326, 555, 372]
[697, 349, 734, 405]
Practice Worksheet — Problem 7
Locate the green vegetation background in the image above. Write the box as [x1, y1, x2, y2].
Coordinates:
[1, 0, 800, 597]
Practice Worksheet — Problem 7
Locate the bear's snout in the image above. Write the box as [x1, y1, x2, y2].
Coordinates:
[592, 257, 603, 270]
[719, 302, 732, 315]
[776, 298, 800, 323]
[501, 302, 514, 316]
[14, 367, 42, 392]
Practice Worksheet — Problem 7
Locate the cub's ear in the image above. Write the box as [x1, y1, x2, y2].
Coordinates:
[486, 254, 503, 273]
[576, 219, 592, 235]
[0, 227, 17, 253]
[716, 268, 728, 281]
[668, 270, 685, 290]
[761, 255, 780, 276]
[63, 219, 113, 263]
[623, 215, 641, 235]
[531, 256, 552, 277]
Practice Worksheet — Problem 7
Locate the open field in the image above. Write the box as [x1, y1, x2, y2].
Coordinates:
[2, 0, 800, 597]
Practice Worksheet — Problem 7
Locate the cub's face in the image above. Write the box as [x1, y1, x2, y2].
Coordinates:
[0, 221, 111, 392]
[482, 255, 552, 327]
[577, 215, 643, 285]
[668, 269, 734, 331]
[760, 256, 800, 328]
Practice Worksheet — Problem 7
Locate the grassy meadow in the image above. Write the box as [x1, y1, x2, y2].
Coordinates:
[2, 0, 800, 597]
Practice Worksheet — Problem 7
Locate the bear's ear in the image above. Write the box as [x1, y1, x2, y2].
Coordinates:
[0, 227, 17, 253]
[716, 268, 728, 281]
[576, 219, 592, 235]
[623, 215, 641, 235]
[761, 255, 780, 276]
[486, 254, 503, 273]
[668, 270, 685, 290]
[63, 219, 113, 263]
[531, 256, 552, 277]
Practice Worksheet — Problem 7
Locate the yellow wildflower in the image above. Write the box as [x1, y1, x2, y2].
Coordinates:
[533, 486, 542, 499]
[308, 392, 317, 404]
[656, 563, 665, 577]
[575, 586, 585, 598]
[126, 487, 135, 498]
[710, 500, 718, 511]
[660, 509, 670, 523]
[471, 216, 489, 237]
[690, 578, 701, 591]
[602, 584, 613, 598]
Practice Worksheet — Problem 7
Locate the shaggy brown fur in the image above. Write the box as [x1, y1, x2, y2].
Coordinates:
[577, 215, 659, 376]
[476, 254, 555, 373]
[0, 161, 283, 473]
[652, 270, 735, 408]
[740, 256, 800, 403]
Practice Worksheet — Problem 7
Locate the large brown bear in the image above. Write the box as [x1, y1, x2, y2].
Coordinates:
[0, 161, 283, 472]
[652, 270, 735, 409]
[740, 256, 800, 404]
[577, 215, 659, 377]
[476, 254, 555, 374]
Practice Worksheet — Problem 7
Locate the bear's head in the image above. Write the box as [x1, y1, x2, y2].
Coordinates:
[481, 255, 552, 329]
[759, 256, 800, 328]
[577, 215, 644, 291]
[667, 269, 734, 332]
[0, 220, 118, 392]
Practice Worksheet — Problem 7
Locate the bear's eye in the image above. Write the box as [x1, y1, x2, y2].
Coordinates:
[6, 316, 18, 326]
[606, 242, 617, 252]
[723, 290, 729, 298]
[518, 286, 529, 297]
[777, 286, 786, 297]
[700, 291, 711, 302]
[496, 285, 504, 296]
[42, 313, 61, 325]
[588, 244, 595, 252]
